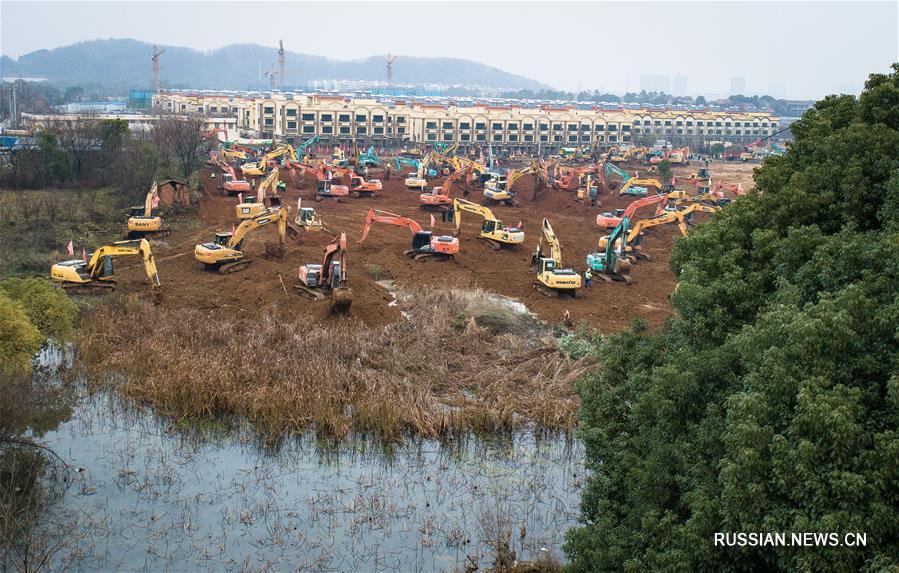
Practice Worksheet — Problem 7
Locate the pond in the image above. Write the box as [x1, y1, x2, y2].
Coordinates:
[41, 387, 585, 571]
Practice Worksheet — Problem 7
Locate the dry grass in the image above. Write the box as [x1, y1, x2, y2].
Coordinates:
[75, 287, 592, 441]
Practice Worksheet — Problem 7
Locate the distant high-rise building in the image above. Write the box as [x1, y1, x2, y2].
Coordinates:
[730, 77, 747, 95]
[640, 74, 671, 93]
[672, 74, 688, 96]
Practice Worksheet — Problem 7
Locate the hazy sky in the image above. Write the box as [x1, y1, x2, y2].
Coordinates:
[2, 1, 897, 98]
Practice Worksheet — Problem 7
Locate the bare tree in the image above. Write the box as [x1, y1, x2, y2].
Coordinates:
[153, 114, 206, 182]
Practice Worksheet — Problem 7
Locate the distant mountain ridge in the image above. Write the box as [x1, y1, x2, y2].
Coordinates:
[0, 39, 549, 92]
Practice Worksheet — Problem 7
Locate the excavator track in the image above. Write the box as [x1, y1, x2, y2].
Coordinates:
[532, 281, 558, 298]
[61, 282, 117, 295]
[481, 238, 503, 251]
[125, 228, 172, 240]
[293, 283, 326, 300]
[405, 250, 453, 262]
[217, 260, 252, 274]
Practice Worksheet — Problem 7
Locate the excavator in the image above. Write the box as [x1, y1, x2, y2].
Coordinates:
[618, 177, 664, 196]
[51, 238, 161, 293]
[295, 135, 320, 162]
[126, 181, 171, 239]
[483, 162, 536, 206]
[420, 164, 473, 209]
[452, 198, 524, 250]
[218, 161, 252, 196]
[404, 153, 436, 190]
[596, 193, 669, 228]
[531, 218, 581, 297]
[650, 146, 690, 166]
[585, 218, 632, 284]
[296, 232, 352, 313]
[241, 145, 296, 177]
[602, 161, 631, 188]
[294, 198, 324, 232]
[194, 206, 294, 273]
[597, 203, 720, 260]
[394, 156, 420, 171]
[301, 163, 350, 201]
[358, 146, 382, 167]
[236, 167, 282, 219]
[554, 165, 596, 192]
[358, 208, 460, 261]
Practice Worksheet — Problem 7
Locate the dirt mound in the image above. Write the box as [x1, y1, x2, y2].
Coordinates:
[109, 161, 756, 333]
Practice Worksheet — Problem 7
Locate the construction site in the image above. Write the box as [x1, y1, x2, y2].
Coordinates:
[95, 145, 755, 332]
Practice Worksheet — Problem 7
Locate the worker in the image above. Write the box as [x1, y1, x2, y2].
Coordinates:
[563, 310, 573, 329]
[583, 269, 592, 288]
[364, 165, 369, 179]
[383, 164, 391, 181]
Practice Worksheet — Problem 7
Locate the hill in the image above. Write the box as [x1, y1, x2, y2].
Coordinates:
[0, 39, 549, 92]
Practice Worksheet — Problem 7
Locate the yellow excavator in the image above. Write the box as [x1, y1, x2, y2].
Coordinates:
[240, 145, 296, 177]
[483, 163, 532, 206]
[294, 198, 324, 232]
[51, 238, 161, 293]
[194, 206, 294, 273]
[452, 198, 524, 250]
[598, 203, 719, 260]
[618, 177, 664, 196]
[236, 167, 281, 219]
[531, 218, 582, 297]
[126, 181, 171, 239]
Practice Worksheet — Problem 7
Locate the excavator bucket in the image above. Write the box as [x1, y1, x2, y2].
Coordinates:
[330, 287, 353, 314]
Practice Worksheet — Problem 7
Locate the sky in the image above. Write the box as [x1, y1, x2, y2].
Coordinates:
[1, 0, 897, 99]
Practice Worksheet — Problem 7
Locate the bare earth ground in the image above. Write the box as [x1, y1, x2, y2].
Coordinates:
[110, 159, 757, 332]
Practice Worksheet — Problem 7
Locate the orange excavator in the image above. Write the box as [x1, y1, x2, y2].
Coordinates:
[358, 208, 460, 261]
[218, 161, 252, 196]
[712, 180, 746, 196]
[419, 164, 473, 209]
[329, 165, 382, 197]
[296, 232, 352, 313]
[554, 165, 596, 192]
[596, 193, 669, 229]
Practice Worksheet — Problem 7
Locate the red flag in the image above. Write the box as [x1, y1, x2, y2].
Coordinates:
[152, 194, 160, 209]
[231, 223, 236, 236]
[237, 192, 243, 203]
[82, 248, 87, 262]
[517, 220, 522, 229]
[430, 214, 436, 228]
[66, 240, 74, 257]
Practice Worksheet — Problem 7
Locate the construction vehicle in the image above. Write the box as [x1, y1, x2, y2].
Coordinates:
[554, 165, 596, 192]
[218, 161, 252, 195]
[294, 198, 324, 232]
[586, 218, 632, 284]
[316, 179, 350, 201]
[596, 193, 669, 228]
[358, 208, 459, 261]
[404, 153, 436, 189]
[483, 163, 535, 206]
[221, 148, 249, 163]
[602, 161, 631, 191]
[577, 175, 600, 205]
[126, 181, 171, 239]
[358, 146, 382, 167]
[235, 167, 283, 219]
[618, 177, 664, 196]
[531, 218, 581, 297]
[452, 198, 524, 250]
[295, 135, 321, 162]
[240, 145, 295, 177]
[420, 164, 472, 209]
[349, 175, 382, 197]
[194, 206, 293, 273]
[598, 203, 719, 260]
[51, 238, 161, 293]
[296, 232, 352, 313]
[394, 156, 420, 171]
[650, 146, 690, 166]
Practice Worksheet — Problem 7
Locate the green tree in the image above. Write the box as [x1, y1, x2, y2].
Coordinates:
[656, 159, 672, 183]
[0, 279, 77, 341]
[565, 64, 899, 572]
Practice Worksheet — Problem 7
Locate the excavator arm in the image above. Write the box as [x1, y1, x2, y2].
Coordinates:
[453, 198, 496, 234]
[229, 207, 287, 249]
[357, 208, 423, 245]
[87, 239, 161, 288]
[538, 218, 563, 267]
[142, 181, 158, 216]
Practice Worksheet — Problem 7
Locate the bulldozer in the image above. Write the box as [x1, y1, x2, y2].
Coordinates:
[452, 198, 524, 250]
[51, 238, 161, 294]
[194, 206, 295, 273]
[531, 218, 581, 297]
[295, 232, 352, 313]
[125, 181, 171, 239]
[294, 198, 324, 232]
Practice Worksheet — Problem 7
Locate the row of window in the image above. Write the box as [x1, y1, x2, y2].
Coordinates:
[424, 122, 627, 132]
[634, 128, 772, 136]
[424, 133, 630, 143]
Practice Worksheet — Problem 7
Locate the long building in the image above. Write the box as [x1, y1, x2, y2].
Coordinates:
[154, 90, 781, 153]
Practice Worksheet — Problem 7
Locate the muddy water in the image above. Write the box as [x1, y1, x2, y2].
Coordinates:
[43, 389, 584, 571]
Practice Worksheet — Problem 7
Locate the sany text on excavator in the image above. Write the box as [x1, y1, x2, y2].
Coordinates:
[51, 238, 161, 293]
[126, 181, 171, 239]
[194, 206, 296, 273]
[452, 198, 524, 250]
[531, 218, 582, 297]
[358, 208, 459, 261]
[296, 232, 352, 313]
[420, 164, 473, 209]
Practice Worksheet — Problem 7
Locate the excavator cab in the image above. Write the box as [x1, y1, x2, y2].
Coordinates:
[482, 220, 498, 234]
[411, 231, 434, 253]
[213, 232, 232, 247]
[129, 206, 146, 217]
[697, 167, 710, 179]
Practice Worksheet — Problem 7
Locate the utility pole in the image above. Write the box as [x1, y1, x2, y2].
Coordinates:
[278, 40, 286, 91]
[10, 82, 17, 130]
[152, 45, 165, 95]
[386, 53, 397, 90]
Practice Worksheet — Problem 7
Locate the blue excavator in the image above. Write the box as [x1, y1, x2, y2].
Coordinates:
[585, 216, 633, 284]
